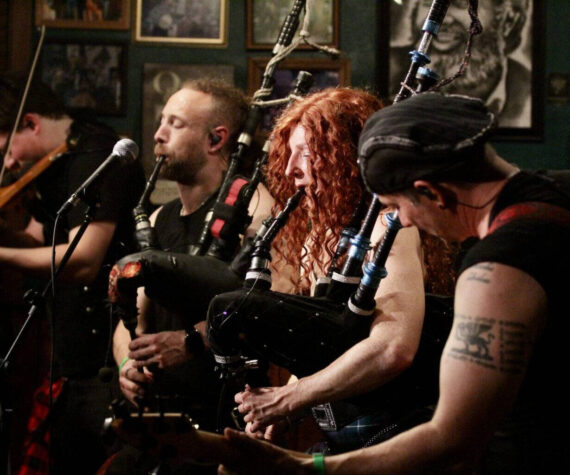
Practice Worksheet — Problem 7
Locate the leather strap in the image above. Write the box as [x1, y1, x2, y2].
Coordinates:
[487, 201, 570, 235]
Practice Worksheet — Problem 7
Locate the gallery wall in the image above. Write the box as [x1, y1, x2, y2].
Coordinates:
[8, 0, 570, 172]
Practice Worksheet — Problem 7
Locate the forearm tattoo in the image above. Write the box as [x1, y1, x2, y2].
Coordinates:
[448, 314, 528, 374]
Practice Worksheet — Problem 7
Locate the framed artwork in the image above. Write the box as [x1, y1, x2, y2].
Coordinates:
[40, 40, 127, 116]
[382, 0, 544, 140]
[134, 0, 228, 46]
[247, 56, 350, 133]
[142, 63, 234, 203]
[246, 0, 339, 50]
[35, 0, 130, 30]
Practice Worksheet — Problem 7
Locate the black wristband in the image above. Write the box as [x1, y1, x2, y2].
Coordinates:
[185, 328, 205, 356]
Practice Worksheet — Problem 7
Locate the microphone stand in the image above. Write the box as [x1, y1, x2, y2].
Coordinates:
[1, 202, 96, 371]
[0, 200, 97, 475]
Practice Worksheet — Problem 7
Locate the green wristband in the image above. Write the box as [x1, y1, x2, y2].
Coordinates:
[312, 453, 325, 474]
[118, 356, 130, 373]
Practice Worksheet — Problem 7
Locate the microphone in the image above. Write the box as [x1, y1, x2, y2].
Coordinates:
[57, 138, 139, 215]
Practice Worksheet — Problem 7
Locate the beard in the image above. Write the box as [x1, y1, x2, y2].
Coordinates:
[160, 159, 192, 182]
[428, 22, 506, 100]
[155, 145, 207, 185]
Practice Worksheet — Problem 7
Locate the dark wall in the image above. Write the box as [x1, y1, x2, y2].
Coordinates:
[25, 1, 570, 171]
[496, 0, 570, 170]
[0, 0, 8, 71]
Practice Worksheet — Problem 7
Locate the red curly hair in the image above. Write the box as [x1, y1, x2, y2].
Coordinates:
[265, 88, 384, 293]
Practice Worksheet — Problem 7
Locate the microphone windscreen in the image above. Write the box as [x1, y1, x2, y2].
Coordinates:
[113, 138, 139, 162]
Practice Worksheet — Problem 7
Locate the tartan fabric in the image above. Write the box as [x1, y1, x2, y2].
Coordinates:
[321, 413, 398, 453]
[320, 406, 434, 454]
[17, 378, 65, 475]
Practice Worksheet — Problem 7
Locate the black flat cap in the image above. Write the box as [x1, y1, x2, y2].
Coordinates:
[358, 92, 496, 195]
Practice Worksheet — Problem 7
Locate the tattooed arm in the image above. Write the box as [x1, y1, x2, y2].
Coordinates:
[296, 261, 545, 474]
[210, 261, 550, 474]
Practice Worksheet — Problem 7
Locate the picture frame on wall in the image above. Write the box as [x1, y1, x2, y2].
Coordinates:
[40, 40, 127, 116]
[248, 56, 350, 132]
[134, 0, 228, 46]
[382, 0, 544, 140]
[246, 0, 339, 50]
[142, 63, 234, 203]
[35, 0, 130, 30]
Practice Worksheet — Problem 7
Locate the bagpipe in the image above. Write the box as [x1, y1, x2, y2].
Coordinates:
[205, 0, 486, 437]
[107, 0, 338, 345]
[206, 187, 453, 440]
[207, 193, 388, 379]
[103, 0, 341, 448]
[107, 71, 315, 334]
[207, 195, 451, 386]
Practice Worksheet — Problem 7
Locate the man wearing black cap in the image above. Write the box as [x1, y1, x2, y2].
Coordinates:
[199, 92, 570, 474]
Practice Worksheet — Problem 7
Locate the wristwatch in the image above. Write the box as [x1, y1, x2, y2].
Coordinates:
[184, 328, 205, 356]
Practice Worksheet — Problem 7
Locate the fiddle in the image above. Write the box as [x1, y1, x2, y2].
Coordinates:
[0, 142, 67, 210]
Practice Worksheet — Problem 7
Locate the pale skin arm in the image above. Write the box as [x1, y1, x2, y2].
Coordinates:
[0, 215, 116, 283]
[0, 215, 44, 247]
[236, 220, 425, 433]
[113, 288, 154, 407]
[218, 262, 546, 474]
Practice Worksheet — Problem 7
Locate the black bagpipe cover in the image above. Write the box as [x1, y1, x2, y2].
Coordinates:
[207, 288, 453, 408]
[118, 250, 243, 322]
[207, 288, 371, 378]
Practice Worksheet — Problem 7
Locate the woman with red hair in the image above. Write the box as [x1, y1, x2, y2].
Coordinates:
[233, 87, 430, 453]
[266, 87, 385, 293]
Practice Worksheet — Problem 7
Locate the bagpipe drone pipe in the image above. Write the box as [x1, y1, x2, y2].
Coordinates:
[190, 0, 309, 261]
[394, 0, 482, 102]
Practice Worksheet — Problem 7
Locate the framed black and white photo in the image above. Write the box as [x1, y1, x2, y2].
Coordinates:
[134, 0, 228, 46]
[247, 56, 350, 133]
[382, 0, 544, 140]
[246, 0, 339, 50]
[142, 63, 234, 203]
[35, 0, 130, 30]
[40, 40, 127, 116]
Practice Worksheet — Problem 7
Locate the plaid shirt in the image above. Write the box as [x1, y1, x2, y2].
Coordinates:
[17, 378, 65, 475]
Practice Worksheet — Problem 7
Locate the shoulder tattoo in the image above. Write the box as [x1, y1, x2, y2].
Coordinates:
[447, 313, 528, 374]
[465, 263, 495, 284]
